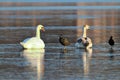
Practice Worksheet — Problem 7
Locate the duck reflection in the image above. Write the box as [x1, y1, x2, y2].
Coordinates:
[59, 49, 68, 59]
[109, 48, 114, 60]
[82, 48, 92, 77]
[22, 49, 45, 80]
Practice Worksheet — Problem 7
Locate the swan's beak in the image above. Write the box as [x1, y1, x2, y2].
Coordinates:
[41, 27, 45, 32]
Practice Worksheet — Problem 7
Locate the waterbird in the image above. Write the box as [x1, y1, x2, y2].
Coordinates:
[75, 25, 92, 49]
[20, 25, 45, 49]
[59, 34, 70, 49]
[108, 36, 115, 48]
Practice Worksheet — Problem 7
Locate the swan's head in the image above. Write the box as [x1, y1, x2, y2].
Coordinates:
[84, 24, 90, 29]
[37, 25, 45, 31]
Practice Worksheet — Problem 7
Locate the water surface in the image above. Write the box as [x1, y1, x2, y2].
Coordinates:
[0, 43, 120, 80]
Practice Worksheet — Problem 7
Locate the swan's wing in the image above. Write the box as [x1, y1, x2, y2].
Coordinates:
[21, 37, 45, 48]
[22, 38, 31, 43]
[20, 37, 31, 46]
[24, 37, 41, 44]
[21, 37, 37, 45]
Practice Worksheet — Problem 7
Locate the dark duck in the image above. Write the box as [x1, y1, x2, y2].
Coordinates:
[108, 36, 115, 48]
[59, 34, 70, 49]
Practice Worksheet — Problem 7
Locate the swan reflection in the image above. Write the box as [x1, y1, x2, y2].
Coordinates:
[75, 48, 92, 77]
[23, 49, 45, 80]
[82, 48, 92, 77]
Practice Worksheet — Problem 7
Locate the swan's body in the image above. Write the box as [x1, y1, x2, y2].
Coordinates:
[75, 25, 92, 49]
[20, 25, 45, 49]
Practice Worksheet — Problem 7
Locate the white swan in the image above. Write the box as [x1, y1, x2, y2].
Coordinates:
[75, 25, 92, 49]
[20, 25, 45, 49]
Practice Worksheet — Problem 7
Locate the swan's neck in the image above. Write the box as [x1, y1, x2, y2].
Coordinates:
[36, 28, 40, 38]
[82, 27, 87, 38]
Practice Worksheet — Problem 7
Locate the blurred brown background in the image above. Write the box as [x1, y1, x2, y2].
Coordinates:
[0, 2, 119, 44]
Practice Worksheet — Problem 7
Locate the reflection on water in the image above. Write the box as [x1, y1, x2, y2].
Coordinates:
[82, 48, 92, 77]
[0, 43, 120, 80]
[22, 49, 45, 80]
[75, 48, 93, 79]
[109, 48, 114, 60]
